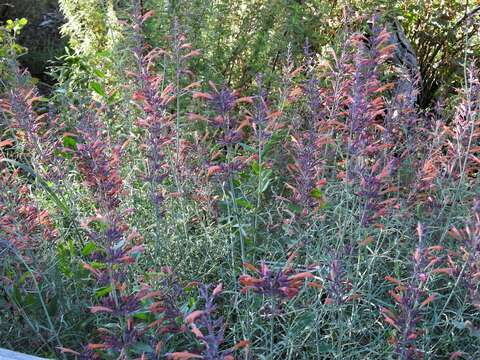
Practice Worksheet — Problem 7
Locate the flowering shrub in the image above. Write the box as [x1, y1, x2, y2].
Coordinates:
[239, 261, 315, 300]
[1, 4, 480, 359]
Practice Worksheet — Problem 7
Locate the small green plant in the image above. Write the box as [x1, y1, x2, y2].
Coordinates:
[0, 18, 28, 90]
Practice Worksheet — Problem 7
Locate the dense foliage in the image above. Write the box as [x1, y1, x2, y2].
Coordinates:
[1, 1, 479, 359]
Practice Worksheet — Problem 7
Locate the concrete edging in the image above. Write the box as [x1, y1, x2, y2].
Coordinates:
[0, 348, 47, 360]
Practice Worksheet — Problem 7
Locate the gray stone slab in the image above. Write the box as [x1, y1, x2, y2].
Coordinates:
[0, 348, 47, 360]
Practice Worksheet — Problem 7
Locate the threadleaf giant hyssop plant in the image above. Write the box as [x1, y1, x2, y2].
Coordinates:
[1, 5, 480, 360]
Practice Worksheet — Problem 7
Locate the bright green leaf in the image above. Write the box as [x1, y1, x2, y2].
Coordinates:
[89, 81, 106, 97]
[82, 242, 97, 256]
[95, 285, 113, 298]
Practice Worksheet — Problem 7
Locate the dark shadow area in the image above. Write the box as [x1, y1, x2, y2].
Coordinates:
[0, 0, 66, 93]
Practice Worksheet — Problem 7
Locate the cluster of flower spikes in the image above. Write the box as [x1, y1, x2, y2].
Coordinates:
[381, 224, 441, 359]
[167, 283, 249, 360]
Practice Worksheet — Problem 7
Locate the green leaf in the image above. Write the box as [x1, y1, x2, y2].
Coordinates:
[259, 170, 273, 193]
[251, 161, 260, 176]
[5, 19, 14, 30]
[95, 285, 113, 298]
[90, 261, 107, 270]
[63, 135, 77, 150]
[263, 129, 287, 157]
[57, 243, 74, 278]
[82, 242, 97, 256]
[133, 312, 150, 321]
[288, 203, 302, 214]
[236, 198, 254, 209]
[89, 81, 106, 97]
[94, 69, 106, 78]
[311, 188, 323, 199]
[24, 293, 37, 308]
[260, 178, 272, 193]
[19, 271, 30, 285]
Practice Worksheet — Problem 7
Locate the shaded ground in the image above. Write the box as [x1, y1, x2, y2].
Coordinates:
[0, 0, 66, 91]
